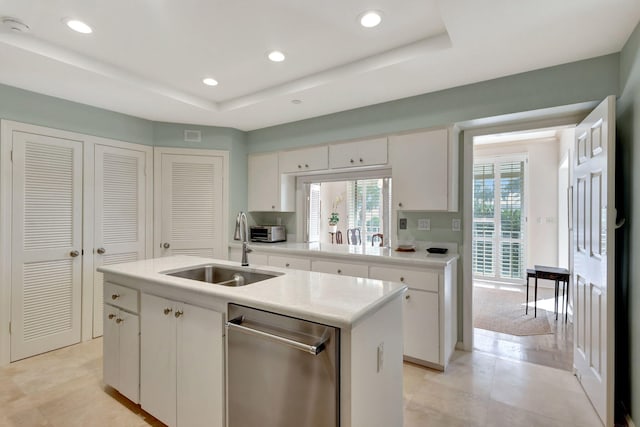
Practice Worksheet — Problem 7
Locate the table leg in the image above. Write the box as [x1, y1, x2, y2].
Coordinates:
[565, 279, 569, 323]
[535, 275, 538, 318]
[555, 279, 559, 320]
[526, 275, 530, 315]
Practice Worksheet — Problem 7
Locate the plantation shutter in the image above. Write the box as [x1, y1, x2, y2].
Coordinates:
[308, 183, 321, 242]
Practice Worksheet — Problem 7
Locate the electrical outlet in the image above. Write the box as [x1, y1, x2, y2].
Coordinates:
[399, 218, 407, 230]
[377, 342, 384, 373]
[452, 218, 461, 231]
[418, 218, 430, 231]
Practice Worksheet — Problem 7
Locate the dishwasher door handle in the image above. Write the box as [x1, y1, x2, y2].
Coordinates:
[226, 316, 328, 355]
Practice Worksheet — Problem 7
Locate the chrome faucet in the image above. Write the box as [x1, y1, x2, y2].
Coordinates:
[234, 211, 252, 266]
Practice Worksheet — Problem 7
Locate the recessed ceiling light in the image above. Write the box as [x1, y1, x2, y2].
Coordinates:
[359, 11, 382, 28]
[1, 17, 30, 33]
[64, 18, 93, 34]
[268, 51, 286, 62]
[291, 99, 302, 104]
[202, 78, 218, 86]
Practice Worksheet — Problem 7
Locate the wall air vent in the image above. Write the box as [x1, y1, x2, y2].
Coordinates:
[184, 130, 202, 143]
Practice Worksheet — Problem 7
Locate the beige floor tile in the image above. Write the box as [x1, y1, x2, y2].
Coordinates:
[410, 381, 489, 426]
[485, 400, 567, 427]
[404, 400, 484, 427]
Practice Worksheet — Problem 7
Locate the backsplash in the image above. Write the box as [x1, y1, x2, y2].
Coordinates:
[396, 211, 462, 250]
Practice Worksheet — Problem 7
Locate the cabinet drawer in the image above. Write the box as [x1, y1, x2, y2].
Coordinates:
[268, 255, 311, 271]
[311, 260, 369, 278]
[104, 282, 139, 313]
[369, 266, 439, 292]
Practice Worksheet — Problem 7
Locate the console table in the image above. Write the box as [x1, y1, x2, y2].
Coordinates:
[525, 265, 570, 322]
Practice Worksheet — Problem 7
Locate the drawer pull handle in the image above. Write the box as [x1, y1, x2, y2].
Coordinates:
[337, 269, 342, 274]
[175, 310, 184, 318]
[115, 318, 123, 324]
[350, 158, 354, 163]
[305, 164, 309, 168]
[285, 263, 290, 267]
[108, 314, 116, 320]
[398, 202, 403, 208]
[111, 294, 120, 300]
[298, 164, 302, 169]
[400, 277, 405, 282]
[405, 294, 411, 300]
[359, 158, 363, 163]
[164, 308, 172, 315]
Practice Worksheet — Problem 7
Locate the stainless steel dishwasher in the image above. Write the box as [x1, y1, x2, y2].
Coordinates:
[226, 304, 339, 427]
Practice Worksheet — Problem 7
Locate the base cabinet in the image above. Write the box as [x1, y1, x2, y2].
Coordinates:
[402, 290, 439, 363]
[140, 293, 224, 427]
[103, 283, 140, 403]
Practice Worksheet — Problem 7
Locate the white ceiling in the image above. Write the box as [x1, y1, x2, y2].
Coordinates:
[0, 0, 639, 131]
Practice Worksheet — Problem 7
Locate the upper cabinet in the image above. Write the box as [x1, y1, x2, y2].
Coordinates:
[329, 137, 388, 169]
[389, 128, 458, 212]
[248, 152, 294, 212]
[278, 145, 328, 173]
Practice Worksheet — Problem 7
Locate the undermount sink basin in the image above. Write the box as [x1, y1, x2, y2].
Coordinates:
[165, 265, 281, 286]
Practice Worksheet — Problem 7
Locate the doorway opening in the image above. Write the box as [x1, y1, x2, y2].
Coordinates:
[470, 126, 575, 371]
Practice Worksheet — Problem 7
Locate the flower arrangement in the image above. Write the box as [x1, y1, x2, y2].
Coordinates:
[328, 194, 343, 226]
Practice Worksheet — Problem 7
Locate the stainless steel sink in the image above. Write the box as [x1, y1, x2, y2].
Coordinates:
[165, 265, 281, 286]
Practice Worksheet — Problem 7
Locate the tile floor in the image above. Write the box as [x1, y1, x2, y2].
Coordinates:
[0, 338, 601, 427]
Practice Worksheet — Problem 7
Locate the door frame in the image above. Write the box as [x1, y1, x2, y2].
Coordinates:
[461, 107, 596, 352]
[152, 147, 230, 259]
[0, 120, 152, 366]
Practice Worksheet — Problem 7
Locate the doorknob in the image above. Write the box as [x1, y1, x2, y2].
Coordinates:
[69, 250, 80, 257]
[96, 247, 106, 254]
[163, 242, 170, 249]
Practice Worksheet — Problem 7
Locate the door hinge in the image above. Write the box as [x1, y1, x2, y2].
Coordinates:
[9, 321, 11, 334]
[10, 150, 13, 162]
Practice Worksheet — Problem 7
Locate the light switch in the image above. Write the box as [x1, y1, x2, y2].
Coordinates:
[452, 218, 461, 231]
[399, 218, 407, 230]
[377, 342, 384, 373]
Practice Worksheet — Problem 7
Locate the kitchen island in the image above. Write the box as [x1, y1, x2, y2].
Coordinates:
[99, 255, 407, 427]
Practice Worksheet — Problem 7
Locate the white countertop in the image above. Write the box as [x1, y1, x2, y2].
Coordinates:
[231, 241, 459, 267]
[98, 256, 407, 329]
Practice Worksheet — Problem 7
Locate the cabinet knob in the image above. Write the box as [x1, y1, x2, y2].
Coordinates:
[398, 202, 403, 208]
[400, 277, 405, 282]
[272, 205, 275, 209]
[69, 250, 80, 257]
[304, 164, 309, 168]
[175, 310, 184, 318]
[285, 263, 290, 267]
[405, 294, 411, 300]
[163, 242, 170, 249]
[111, 294, 120, 300]
[337, 269, 342, 274]
[96, 247, 106, 254]
[350, 158, 354, 163]
[108, 314, 116, 320]
[164, 308, 172, 315]
[115, 318, 123, 324]
[359, 158, 363, 163]
[298, 164, 302, 169]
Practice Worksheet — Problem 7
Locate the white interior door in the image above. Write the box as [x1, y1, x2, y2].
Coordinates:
[156, 150, 226, 258]
[10, 131, 83, 361]
[93, 144, 147, 337]
[573, 96, 615, 426]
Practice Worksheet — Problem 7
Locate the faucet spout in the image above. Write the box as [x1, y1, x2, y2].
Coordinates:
[234, 212, 252, 266]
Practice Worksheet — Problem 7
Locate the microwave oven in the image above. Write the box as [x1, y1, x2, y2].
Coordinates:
[249, 225, 286, 243]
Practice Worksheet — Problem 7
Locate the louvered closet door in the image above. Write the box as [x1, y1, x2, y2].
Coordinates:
[11, 132, 83, 361]
[158, 154, 224, 258]
[93, 145, 147, 337]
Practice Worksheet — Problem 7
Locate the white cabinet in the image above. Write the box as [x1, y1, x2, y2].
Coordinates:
[278, 145, 328, 173]
[329, 137, 388, 169]
[103, 282, 140, 403]
[140, 293, 224, 427]
[247, 152, 294, 212]
[311, 259, 369, 278]
[403, 289, 439, 363]
[389, 128, 458, 211]
[268, 254, 311, 271]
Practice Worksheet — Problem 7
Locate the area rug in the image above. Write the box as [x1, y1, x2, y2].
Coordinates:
[473, 286, 553, 336]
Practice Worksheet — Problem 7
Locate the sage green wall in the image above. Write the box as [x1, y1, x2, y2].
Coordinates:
[617, 20, 640, 423]
[0, 83, 154, 144]
[153, 122, 248, 237]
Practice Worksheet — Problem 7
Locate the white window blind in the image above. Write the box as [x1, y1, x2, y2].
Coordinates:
[308, 183, 321, 242]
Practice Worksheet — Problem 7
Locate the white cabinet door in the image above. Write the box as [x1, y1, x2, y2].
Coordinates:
[155, 149, 226, 258]
[248, 152, 294, 212]
[141, 293, 177, 427]
[141, 293, 224, 427]
[389, 128, 458, 211]
[10, 131, 83, 361]
[177, 303, 224, 427]
[369, 266, 439, 292]
[311, 259, 369, 278]
[93, 144, 148, 338]
[329, 137, 388, 169]
[103, 306, 140, 403]
[278, 145, 328, 173]
[103, 305, 120, 392]
[268, 254, 311, 271]
[403, 289, 439, 364]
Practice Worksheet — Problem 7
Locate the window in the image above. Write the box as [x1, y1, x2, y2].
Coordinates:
[302, 172, 391, 246]
[472, 157, 526, 282]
